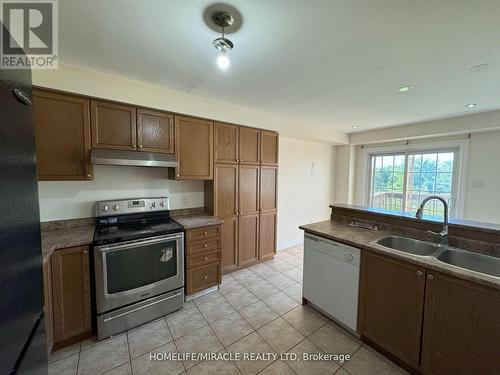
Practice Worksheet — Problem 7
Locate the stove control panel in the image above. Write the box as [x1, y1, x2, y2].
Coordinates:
[95, 197, 170, 217]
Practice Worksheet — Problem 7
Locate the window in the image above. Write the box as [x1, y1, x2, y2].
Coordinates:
[368, 150, 457, 218]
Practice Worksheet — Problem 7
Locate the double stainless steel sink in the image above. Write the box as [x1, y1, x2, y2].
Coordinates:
[373, 235, 500, 278]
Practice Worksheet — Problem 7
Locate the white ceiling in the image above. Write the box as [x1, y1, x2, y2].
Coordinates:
[59, 0, 500, 134]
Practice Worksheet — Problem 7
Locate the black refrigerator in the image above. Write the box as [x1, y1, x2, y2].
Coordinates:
[0, 35, 48, 375]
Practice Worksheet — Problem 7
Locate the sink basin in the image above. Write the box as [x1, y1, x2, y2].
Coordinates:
[437, 249, 500, 278]
[375, 236, 439, 256]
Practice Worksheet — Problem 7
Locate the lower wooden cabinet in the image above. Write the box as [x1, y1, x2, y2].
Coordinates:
[238, 213, 260, 266]
[421, 271, 500, 375]
[49, 245, 92, 349]
[259, 211, 277, 260]
[221, 215, 238, 272]
[185, 225, 222, 295]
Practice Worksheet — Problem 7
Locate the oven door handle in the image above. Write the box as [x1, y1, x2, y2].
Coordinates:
[96, 233, 182, 253]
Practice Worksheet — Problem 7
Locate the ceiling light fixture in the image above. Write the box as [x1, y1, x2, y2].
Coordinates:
[398, 85, 414, 93]
[212, 11, 234, 70]
[465, 103, 477, 108]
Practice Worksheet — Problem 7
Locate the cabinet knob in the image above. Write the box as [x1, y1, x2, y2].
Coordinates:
[204, 257, 208, 261]
[416, 270, 423, 277]
[204, 275, 208, 280]
[176, 174, 180, 178]
[87, 173, 92, 179]
[82, 249, 88, 254]
[204, 244, 208, 248]
[138, 145, 143, 149]
[204, 231, 208, 235]
[427, 274, 434, 280]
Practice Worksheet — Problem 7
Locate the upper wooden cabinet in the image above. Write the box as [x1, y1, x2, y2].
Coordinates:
[260, 130, 279, 166]
[239, 165, 260, 215]
[33, 90, 92, 181]
[214, 164, 238, 217]
[91, 100, 137, 150]
[421, 271, 500, 375]
[214, 123, 238, 164]
[171, 116, 213, 180]
[359, 251, 426, 369]
[137, 109, 174, 153]
[239, 127, 260, 165]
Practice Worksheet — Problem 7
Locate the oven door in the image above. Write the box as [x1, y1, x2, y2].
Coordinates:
[94, 233, 184, 313]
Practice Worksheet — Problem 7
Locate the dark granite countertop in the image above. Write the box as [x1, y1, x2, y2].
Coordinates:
[174, 215, 223, 230]
[300, 220, 500, 290]
[41, 225, 95, 262]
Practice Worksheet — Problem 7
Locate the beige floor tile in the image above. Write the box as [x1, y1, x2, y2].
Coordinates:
[48, 352, 79, 375]
[196, 295, 236, 322]
[131, 341, 184, 375]
[174, 325, 223, 369]
[49, 342, 80, 363]
[78, 334, 129, 375]
[275, 250, 293, 259]
[283, 256, 303, 267]
[193, 291, 222, 305]
[127, 319, 172, 359]
[186, 350, 240, 375]
[282, 282, 303, 302]
[282, 267, 303, 282]
[166, 306, 207, 339]
[223, 287, 259, 310]
[334, 369, 351, 375]
[267, 274, 297, 290]
[286, 339, 340, 375]
[239, 300, 279, 329]
[232, 268, 262, 284]
[257, 317, 304, 352]
[266, 259, 295, 272]
[226, 332, 275, 375]
[282, 305, 327, 336]
[210, 311, 253, 346]
[308, 323, 361, 360]
[262, 291, 300, 315]
[250, 264, 279, 280]
[246, 278, 280, 299]
[218, 277, 245, 295]
[103, 362, 131, 375]
[258, 360, 295, 375]
[182, 299, 195, 310]
[343, 346, 407, 375]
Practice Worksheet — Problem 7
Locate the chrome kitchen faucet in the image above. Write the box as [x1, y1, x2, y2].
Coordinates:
[415, 195, 449, 247]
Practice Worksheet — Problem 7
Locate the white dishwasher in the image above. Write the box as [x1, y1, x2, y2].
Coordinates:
[303, 233, 361, 333]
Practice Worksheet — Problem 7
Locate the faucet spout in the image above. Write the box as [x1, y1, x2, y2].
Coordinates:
[414, 195, 449, 246]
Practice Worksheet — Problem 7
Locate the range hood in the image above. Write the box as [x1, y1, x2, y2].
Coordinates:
[91, 149, 178, 168]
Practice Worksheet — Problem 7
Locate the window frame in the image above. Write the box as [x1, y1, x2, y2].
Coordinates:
[362, 139, 469, 219]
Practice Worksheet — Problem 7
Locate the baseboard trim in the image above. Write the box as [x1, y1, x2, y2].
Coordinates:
[278, 237, 304, 251]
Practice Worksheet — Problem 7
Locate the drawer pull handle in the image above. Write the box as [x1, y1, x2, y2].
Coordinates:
[416, 271, 423, 277]
[204, 231, 208, 235]
[427, 274, 434, 280]
[204, 275, 208, 279]
[204, 257, 208, 260]
[204, 244, 208, 248]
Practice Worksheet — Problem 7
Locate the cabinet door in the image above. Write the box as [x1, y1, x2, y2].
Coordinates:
[259, 211, 276, 260]
[91, 100, 137, 150]
[51, 246, 91, 348]
[214, 164, 238, 217]
[238, 213, 259, 266]
[214, 123, 238, 164]
[221, 215, 238, 272]
[260, 166, 278, 212]
[239, 127, 260, 165]
[421, 271, 500, 375]
[33, 90, 92, 181]
[358, 251, 426, 369]
[173, 116, 213, 180]
[137, 109, 174, 153]
[260, 130, 279, 166]
[239, 165, 260, 215]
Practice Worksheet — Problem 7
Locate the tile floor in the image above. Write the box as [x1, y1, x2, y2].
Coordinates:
[48, 244, 407, 375]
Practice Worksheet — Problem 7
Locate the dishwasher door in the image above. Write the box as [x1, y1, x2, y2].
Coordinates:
[303, 233, 361, 332]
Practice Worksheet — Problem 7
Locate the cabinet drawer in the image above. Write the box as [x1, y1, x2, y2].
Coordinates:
[186, 225, 221, 242]
[187, 263, 221, 294]
[186, 238, 221, 256]
[187, 250, 221, 269]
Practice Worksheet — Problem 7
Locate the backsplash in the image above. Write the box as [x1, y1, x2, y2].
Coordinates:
[38, 165, 204, 222]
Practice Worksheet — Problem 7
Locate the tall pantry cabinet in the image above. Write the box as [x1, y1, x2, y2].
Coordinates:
[206, 123, 278, 272]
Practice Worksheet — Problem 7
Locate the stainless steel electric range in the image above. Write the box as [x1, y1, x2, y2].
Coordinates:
[93, 197, 184, 340]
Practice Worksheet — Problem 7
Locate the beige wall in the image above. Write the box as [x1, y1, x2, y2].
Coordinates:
[277, 137, 335, 249]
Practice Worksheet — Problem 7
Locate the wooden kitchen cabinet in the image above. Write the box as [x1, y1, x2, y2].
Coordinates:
[358, 251, 426, 369]
[421, 271, 500, 375]
[260, 130, 279, 166]
[214, 122, 239, 164]
[91, 100, 137, 150]
[239, 127, 260, 165]
[50, 245, 92, 349]
[239, 165, 260, 215]
[259, 211, 277, 260]
[238, 213, 260, 266]
[170, 116, 213, 180]
[33, 90, 92, 181]
[221, 216, 239, 272]
[260, 166, 278, 212]
[213, 164, 239, 217]
[137, 109, 174, 153]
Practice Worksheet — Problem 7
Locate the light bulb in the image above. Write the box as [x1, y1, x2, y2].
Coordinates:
[217, 52, 230, 70]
